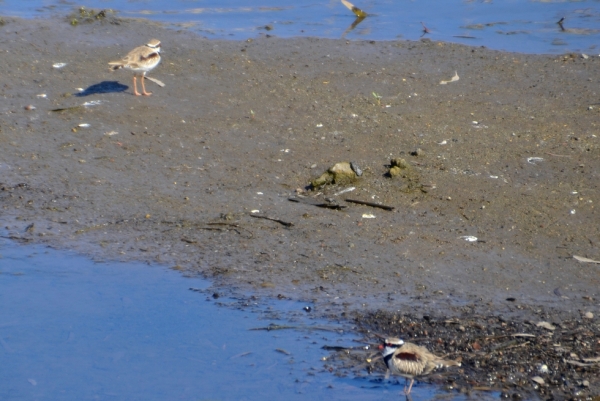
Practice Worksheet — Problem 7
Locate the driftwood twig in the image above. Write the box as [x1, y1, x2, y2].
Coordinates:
[345, 198, 395, 211]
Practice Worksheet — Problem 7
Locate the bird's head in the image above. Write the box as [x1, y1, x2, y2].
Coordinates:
[379, 337, 404, 356]
[147, 39, 161, 53]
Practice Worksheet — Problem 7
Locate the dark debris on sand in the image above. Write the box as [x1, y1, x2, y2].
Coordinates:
[324, 311, 599, 400]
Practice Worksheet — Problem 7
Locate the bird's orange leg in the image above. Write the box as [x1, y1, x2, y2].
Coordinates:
[133, 76, 141, 96]
[140, 74, 152, 96]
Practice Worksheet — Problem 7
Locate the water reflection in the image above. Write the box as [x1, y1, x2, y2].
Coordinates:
[342, 16, 367, 38]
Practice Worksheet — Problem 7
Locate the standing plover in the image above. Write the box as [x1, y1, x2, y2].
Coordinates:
[109, 39, 161, 96]
[380, 337, 461, 395]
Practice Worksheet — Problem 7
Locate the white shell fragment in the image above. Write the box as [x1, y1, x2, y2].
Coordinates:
[573, 255, 600, 264]
[440, 71, 459, 85]
[53, 63, 67, 69]
[334, 187, 355, 196]
[78, 123, 90, 128]
[527, 157, 544, 165]
[536, 321, 556, 331]
[362, 213, 376, 219]
[460, 236, 478, 242]
[104, 131, 118, 136]
[36, 94, 47, 98]
[82, 100, 103, 107]
[251, 210, 260, 213]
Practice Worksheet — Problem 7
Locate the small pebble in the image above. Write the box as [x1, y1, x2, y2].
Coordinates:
[584, 311, 593, 319]
[531, 376, 545, 385]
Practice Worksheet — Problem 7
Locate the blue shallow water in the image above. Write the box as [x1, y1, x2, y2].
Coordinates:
[0, 239, 413, 400]
[1, 0, 599, 54]
[0, 239, 492, 400]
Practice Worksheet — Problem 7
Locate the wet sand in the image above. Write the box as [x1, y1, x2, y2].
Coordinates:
[1, 13, 598, 398]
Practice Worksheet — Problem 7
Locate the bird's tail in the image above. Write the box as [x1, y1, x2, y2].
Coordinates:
[440, 358, 461, 367]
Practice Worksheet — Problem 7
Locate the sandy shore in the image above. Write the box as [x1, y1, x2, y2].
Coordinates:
[1, 13, 598, 398]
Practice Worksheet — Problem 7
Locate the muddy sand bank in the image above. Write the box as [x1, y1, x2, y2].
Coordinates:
[1, 13, 598, 398]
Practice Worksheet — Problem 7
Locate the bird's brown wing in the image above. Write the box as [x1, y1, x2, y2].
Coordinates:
[137, 47, 160, 61]
[113, 45, 159, 68]
[140, 52, 160, 63]
[395, 352, 420, 362]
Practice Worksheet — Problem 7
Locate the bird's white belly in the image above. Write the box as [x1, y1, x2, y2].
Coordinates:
[124, 65, 152, 74]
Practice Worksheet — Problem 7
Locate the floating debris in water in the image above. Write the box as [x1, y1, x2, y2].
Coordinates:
[275, 348, 291, 355]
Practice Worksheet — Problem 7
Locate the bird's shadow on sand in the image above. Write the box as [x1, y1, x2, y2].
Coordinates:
[75, 81, 128, 97]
